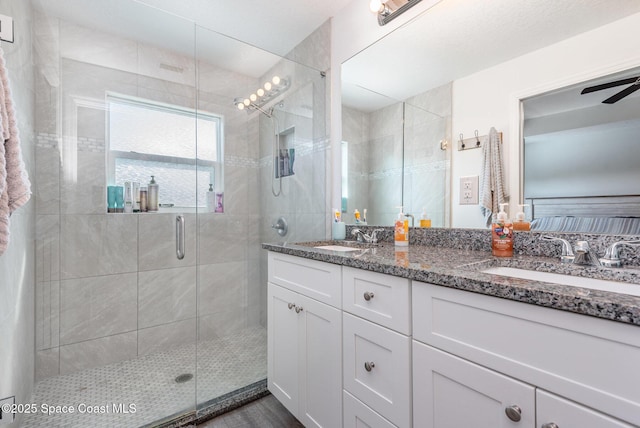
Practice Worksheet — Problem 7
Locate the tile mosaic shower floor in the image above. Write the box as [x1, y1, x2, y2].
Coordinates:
[22, 326, 267, 428]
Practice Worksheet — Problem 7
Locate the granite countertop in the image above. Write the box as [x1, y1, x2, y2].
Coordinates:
[262, 240, 640, 326]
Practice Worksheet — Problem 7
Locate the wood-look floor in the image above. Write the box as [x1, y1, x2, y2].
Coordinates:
[198, 394, 304, 428]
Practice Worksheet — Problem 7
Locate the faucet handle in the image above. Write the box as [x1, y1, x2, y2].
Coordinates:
[370, 228, 385, 243]
[540, 235, 575, 263]
[600, 240, 640, 267]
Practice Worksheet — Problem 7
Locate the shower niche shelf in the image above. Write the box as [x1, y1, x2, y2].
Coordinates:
[275, 127, 295, 179]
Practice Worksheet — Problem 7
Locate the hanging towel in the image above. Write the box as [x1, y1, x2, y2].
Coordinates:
[0, 45, 31, 256]
[479, 127, 507, 227]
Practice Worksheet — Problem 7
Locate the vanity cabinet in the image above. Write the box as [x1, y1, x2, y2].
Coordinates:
[267, 253, 342, 428]
[412, 281, 640, 428]
[342, 267, 412, 428]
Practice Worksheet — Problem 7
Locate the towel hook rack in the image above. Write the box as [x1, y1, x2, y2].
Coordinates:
[458, 130, 503, 151]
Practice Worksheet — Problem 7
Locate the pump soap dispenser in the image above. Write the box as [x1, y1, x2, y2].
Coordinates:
[513, 204, 531, 231]
[419, 207, 431, 228]
[394, 207, 409, 247]
[492, 203, 513, 257]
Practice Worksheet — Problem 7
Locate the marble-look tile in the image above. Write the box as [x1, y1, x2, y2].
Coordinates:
[138, 318, 197, 356]
[35, 348, 60, 382]
[198, 262, 247, 317]
[60, 214, 138, 279]
[198, 311, 247, 342]
[76, 105, 106, 142]
[59, 273, 137, 345]
[137, 43, 196, 88]
[223, 165, 249, 215]
[59, 331, 137, 375]
[138, 266, 197, 328]
[35, 146, 60, 214]
[198, 214, 248, 265]
[60, 150, 106, 214]
[35, 281, 60, 350]
[284, 20, 330, 72]
[139, 213, 196, 271]
[36, 214, 60, 282]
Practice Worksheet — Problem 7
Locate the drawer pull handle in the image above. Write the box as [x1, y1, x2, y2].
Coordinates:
[542, 424, 559, 428]
[288, 303, 295, 310]
[295, 306, 304, 313]
[364, 361, 375, 372]
[363, 291, 375, 301]
[505, 405, 522, 422]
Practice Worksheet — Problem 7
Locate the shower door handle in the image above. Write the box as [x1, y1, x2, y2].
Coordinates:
[176, 215, 185, 260]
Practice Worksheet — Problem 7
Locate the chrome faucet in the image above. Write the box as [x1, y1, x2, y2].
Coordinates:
[540, 236, 575, 264]
[599, 240, 640, 268]
[351, 228, 385, 244]
[572, 240, 600, 267]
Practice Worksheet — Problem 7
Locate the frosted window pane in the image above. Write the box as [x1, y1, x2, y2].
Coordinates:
[109, 99, 218, 162]
[115, 158, 212, 207]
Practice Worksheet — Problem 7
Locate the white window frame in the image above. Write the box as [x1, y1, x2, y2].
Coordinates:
[106, 93, 224, 208]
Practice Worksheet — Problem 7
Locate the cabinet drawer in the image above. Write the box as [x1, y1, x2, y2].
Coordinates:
[343, 267, 411, 334]
[413, 281, 640, 426]
[268, 252, 341, 307]
[344, 390, 398, 428]
[343, 313, 411, 428]
[537, 390, 635, 428]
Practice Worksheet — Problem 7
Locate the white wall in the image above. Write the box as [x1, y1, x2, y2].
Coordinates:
[451, 12, 640, 228]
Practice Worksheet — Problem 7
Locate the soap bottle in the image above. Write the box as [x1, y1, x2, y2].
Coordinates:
[148, 175, 159, 212]
[394, 207, 409, 247]
[513, 204, 531, 231]
[206, 184, 215, 213]
[492, 203, 513, 257]
[123, 181, 133, 213]
[419, 207, 431, 228]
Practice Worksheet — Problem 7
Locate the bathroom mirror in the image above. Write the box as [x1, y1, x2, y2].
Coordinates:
[522, 65, 640, 234]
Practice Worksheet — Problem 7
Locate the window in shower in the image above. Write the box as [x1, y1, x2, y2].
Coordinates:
[106, 94, 223, 208]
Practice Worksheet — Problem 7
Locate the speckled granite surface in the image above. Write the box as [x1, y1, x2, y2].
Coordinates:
[263, 229, 640, 326]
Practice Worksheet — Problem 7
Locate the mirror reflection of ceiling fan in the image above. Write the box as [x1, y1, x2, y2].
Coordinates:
[581, 76, 640, 104]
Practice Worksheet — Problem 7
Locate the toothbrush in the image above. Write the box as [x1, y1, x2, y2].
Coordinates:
[363, 209, 367, 223]
[354, 209, 360, 223]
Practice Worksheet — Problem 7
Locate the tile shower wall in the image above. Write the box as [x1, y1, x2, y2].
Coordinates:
[33, 13, 267, 380]
[0, 2, 35, 427]
[341, 83, 452, 226]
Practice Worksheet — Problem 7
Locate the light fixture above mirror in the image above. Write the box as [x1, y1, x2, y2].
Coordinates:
[369, 0, 422, 26]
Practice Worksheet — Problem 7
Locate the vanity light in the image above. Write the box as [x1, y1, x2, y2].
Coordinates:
[235, 76, 290, 114]
[371, 0, 423, 26]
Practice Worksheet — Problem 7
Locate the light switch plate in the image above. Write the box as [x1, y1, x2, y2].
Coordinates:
[0, 14, 14, 43]
[459, 176, 479, 205]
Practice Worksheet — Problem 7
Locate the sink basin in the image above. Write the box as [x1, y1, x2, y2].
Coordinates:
[313, 245, 362, 252]
[482, 267, 640, 297]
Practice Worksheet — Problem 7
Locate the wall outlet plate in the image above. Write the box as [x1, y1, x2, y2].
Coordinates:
[460, 175, 479, 205]
[0, 396, 15, 424]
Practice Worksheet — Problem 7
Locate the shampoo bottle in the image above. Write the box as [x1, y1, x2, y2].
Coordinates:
[513, 204, 531, 231]
[419, 207, 431, 228]
[148, 175, 159, 212]
[206, 184, 215, 213]
[394, 207, 409, 247]
[492, 203, 513, 257]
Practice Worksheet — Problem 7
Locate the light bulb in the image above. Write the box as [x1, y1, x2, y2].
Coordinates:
[250, 93, 257, 102]
[243, 98, 250, 106]
[257, 88, 265, 97]
[369, 0, 383, 13]
[272, 75, 281, 85]
[237, 103, 245, 110]
[264, 82, 272, 91]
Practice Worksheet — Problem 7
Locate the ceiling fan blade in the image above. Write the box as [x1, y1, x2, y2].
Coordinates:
[602, 82, 640, 104]
[580, 76, 640, 94]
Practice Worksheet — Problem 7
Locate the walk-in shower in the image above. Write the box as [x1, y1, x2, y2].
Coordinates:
[25, 0, 328, 426]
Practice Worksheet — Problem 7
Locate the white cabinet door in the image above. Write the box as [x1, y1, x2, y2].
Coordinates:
[268, 283, 300, 418]
[413, 341, 536, 428]
[344, 390, 398, 428]
[298, 292, 342, 428]
[537, 390, 636, 428]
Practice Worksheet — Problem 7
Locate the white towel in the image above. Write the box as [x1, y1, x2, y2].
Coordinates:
[479, 127, 507, 227]
[0, 45, 31, 256]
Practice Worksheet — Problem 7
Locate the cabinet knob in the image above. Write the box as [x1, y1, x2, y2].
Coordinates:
[295, 306, 304, 313]
[288, 303, 295, 310]
[363, 291, 375, 301]
[364, 361, 375, 372]
[505, 405, 522, 422]
[542, 424, 559, 428]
